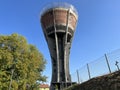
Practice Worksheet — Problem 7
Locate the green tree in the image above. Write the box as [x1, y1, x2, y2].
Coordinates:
[0, 34, 46, 90]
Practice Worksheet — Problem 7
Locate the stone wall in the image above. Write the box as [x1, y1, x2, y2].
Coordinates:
[65, 71, 120, 90]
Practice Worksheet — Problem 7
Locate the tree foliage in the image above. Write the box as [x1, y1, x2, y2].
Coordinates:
[0, 34, 46, 90]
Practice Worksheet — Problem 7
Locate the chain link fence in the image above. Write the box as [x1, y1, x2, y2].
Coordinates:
[71, 49, 120, 84]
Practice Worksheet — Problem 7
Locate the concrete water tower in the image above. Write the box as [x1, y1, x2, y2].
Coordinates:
[40, 3, 78, 90]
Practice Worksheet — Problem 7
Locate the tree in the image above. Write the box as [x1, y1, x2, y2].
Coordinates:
[0, 34, 46, 90]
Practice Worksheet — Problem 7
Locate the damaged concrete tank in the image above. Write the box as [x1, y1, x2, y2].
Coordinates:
[40, 3, 78, 90]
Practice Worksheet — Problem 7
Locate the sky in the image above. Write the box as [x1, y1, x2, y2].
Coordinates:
[0, 0, 120, 84]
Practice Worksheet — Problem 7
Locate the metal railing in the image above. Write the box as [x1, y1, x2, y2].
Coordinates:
[71, 49, 120, 84]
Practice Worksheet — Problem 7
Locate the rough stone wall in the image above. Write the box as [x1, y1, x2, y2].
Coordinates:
[65, 71, 120, 90]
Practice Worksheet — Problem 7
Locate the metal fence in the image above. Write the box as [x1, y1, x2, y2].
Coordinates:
[71, 49, 120, 84]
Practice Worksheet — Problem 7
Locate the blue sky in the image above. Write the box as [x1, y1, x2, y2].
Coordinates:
[0, 0, 120, 84]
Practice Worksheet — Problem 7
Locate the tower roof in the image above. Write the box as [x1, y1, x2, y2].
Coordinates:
[41, 2, 78, 17]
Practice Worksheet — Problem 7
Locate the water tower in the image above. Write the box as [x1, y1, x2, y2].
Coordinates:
[40, 3, 78, 90]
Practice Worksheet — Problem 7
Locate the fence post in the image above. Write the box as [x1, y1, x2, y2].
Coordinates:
[115, 61, 120, 71]
[104, 54, 111, 73]
[77, 70, 80, 84]
[87, 63, 91, 79]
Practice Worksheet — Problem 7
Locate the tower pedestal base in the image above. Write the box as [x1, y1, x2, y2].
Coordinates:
[50, 82, 76, 90]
